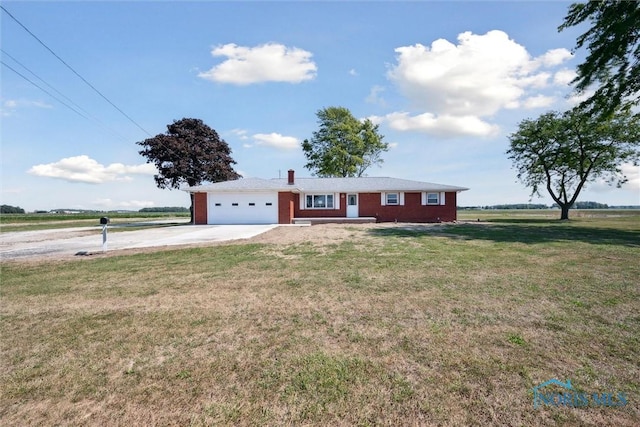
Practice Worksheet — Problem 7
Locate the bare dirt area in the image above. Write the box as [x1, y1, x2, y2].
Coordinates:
[250, 223, 366, 245]
[246, 222, 449, 245]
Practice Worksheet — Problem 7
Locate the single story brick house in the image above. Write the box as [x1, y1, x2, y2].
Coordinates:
[185, 170, 468, 225]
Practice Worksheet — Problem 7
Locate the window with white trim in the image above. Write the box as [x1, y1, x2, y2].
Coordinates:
[386, 192, 399, 205]
[426, 193, 439, 205]
[305, 194, 334, 209]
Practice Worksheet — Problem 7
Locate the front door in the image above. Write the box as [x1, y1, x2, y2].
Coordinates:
[346, 194, 358, 218]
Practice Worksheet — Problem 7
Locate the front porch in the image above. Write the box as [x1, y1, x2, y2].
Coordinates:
[292, 217, 377, 225]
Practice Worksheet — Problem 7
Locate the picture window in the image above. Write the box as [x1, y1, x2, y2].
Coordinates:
[305, 194, 334, 209]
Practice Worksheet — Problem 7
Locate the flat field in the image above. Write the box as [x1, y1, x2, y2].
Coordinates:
[1, 210, 639, 426]
[0, 212, 190, 232]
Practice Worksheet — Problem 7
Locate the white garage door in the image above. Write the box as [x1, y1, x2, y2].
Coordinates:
[207, 192, 278, 224]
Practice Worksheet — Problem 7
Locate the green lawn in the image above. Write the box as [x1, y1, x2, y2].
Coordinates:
[1, 211, 639, 426]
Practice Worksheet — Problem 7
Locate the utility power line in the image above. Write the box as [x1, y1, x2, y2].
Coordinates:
[2, 60, 91, 121]
[4, 59, 204, 184]
[1, 5, 152, 137]
[2, 5, 208, 186]
[2, 48, 130, 142]
[2, 48, 94, 118]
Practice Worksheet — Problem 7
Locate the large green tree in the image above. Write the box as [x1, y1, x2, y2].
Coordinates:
[507, 107, 639, 220]
[0, 204, 25, 214]
[559, 1, 640, 118]
[137, 118, 241, 222]
[302, 107, 388, 177]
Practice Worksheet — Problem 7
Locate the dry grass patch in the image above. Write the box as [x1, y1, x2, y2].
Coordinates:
[1, 213, 639, 426]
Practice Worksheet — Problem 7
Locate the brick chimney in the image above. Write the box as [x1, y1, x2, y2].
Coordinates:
[287, 169, 295, 185]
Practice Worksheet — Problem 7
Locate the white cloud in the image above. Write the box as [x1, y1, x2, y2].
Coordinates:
[1, 187, 24, 194]
[554, 68, 577, 86]
[3, 99, 53, 109]
[388, 30, 572, 116]
[2, 98, 53, 116]
[534, 48, 574, 67]
[228, 128, 249, 140]
[198, 43, 317, 85]
[366, 85, 386, 106]
[621, 163, 640, 191]
[516, 72, 551, 89]
[92, 198, 156, 209]
[583, 163, 640, 195]
[252, 133, 299, 150]
[384, 30, 574, 137]
[567, 88, 595, 106]
[28, 155, 156, 184]
[349, 68, 358, 76]
[366, 115, 385, 126]
[384, 111, 500, 137]
[522, 94, 556, 109]
[31, 100, 52, 109]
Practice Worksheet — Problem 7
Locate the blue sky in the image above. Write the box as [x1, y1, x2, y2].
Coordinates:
[2, 1, 638, 211]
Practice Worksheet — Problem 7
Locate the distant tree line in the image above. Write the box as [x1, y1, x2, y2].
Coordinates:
[1, 204, 25, 214]
[490, 204, 550, 210]
[459, 202, 628, 210]
[138, 207, 189, 213]
[460, 204, 549, 210]
[0, 206, 189, 214]
[547, 201, 610, 209]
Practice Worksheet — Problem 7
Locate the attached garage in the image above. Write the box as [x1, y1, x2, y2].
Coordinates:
[207, 192, 278, 225]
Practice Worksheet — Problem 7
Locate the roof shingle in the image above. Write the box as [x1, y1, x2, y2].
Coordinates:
[185, 176, 468, 193]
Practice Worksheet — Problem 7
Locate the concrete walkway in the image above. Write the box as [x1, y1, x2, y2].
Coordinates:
[0, 224, 278, 261]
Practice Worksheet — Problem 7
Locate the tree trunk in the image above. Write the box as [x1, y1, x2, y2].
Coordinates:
[560, 204, 570, 220]
[190, 193, 195, 224]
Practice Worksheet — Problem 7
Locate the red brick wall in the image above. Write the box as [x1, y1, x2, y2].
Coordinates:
[292, 193, 347, 218]
[286, 191, 457, 222]
[193, 193, 208, 224]
[359, 192, 457, 222]
[278, 192, 296, 224]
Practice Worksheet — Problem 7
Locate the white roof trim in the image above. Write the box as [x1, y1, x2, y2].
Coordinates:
[184, 176, 469, 193]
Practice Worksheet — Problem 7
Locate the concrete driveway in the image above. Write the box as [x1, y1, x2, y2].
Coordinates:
[0, 223, 278, 261]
